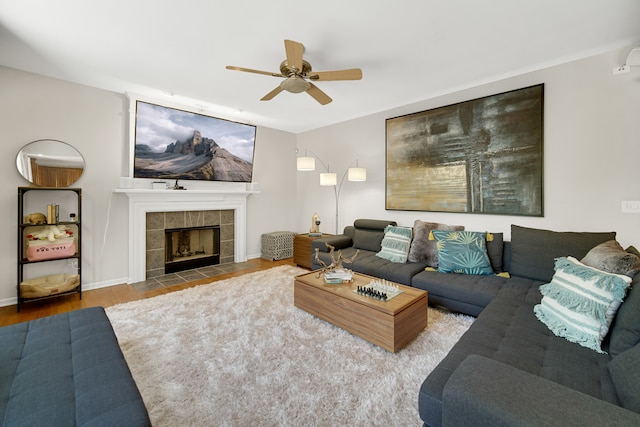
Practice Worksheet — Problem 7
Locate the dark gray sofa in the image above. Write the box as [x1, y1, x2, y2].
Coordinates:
[312, 219, 429, 286]
[422, 277, 640, 427]
[0, 306, 151, 426]
[312, 219, 640, 426]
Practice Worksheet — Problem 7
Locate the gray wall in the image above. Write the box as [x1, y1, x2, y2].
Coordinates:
[295, 47, 640, 248]
[2, 46, 639, 305]
[0, 66, 297, 305]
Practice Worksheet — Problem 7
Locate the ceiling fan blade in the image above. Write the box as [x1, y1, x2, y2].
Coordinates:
[284, 39, 304, 73]
[226, 65, 283, 77]
[260, 86, 284, 101]
[306, 83, 332, 105]
[308, 68, 363, 81]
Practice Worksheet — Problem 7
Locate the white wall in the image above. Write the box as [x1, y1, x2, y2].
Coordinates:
[0, 66, 297, 306]
[296, 48, 640, 249]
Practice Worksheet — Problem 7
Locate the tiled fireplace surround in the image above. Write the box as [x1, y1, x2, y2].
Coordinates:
[115, 187, 253, 284]
[145, 210, 234, 279]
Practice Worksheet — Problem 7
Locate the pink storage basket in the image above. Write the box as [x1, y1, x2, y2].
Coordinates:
[26, 237, 76, 261]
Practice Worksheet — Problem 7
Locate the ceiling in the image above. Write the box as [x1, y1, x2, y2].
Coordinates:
[1, 1, 639, 134]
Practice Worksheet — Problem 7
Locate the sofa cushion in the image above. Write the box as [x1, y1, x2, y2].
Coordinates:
[581, 240, 640, 278]
[510, 225, 616, 282]
[351, 219, 396, 252]
[442, 355, 640, 427]
[411, 270, 541, 317]
[608, 273, 640, 356]
[431, 230, 494, 275]
[608, 343, 640, 412]
[534, 257, 631, 353]
[419, 297, 617, 427]
[376, 225, 412, 263]
[353, 219, 396, 230]
[407, 220, 464, 267]
[353, 229, 385, 252]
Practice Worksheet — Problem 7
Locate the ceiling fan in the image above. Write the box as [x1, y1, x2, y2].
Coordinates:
[226, 39, 362, 105]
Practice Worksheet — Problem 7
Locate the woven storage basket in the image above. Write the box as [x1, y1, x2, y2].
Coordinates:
[261, 231, 295, 260]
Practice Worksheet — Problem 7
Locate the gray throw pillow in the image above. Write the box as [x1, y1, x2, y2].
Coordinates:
[407, 220, 464, 267]
[486, 232, 504, 273]
[581, 240, 640, 277]
[510, 225, 616, 282]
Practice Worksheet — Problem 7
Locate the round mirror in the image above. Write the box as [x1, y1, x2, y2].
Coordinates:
[16, 139, 85, 187]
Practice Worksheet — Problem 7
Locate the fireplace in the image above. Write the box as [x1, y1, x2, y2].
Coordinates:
[145, 209, 234, 279]
[165, 226, 221, 274]
[115, 187, 255, 284]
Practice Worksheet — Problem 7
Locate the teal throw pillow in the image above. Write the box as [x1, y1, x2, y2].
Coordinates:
[534, 256, 632, 353]
[376, 225, 412, 263]
[431, 230, 494, 275]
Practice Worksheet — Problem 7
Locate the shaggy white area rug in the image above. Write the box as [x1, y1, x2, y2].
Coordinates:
[106, 265, 474, 426]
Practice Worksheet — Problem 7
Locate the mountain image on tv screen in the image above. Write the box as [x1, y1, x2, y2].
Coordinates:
[133, 101, 256, 182]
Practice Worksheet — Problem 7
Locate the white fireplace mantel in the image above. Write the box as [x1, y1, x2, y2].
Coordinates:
[114, 188, 256, 283]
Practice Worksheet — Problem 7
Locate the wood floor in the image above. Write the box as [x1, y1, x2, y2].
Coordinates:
[0, 258, 296, 327]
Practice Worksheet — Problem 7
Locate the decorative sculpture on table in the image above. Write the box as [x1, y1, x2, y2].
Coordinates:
[314, 243, 359, 278]
[309, 212, 321, 236]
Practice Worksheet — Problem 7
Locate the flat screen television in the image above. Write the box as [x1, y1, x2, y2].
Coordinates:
[133, 100, 256, 182]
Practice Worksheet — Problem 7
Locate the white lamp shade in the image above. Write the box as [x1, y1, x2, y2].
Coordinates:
[297, 156, 315, 171]
[348, 167, 367, 181]
[626, 47, 640, 66]
[320, 172, 337, 186]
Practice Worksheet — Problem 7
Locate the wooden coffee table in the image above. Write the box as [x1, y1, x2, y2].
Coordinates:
[294, 271, 428, 352]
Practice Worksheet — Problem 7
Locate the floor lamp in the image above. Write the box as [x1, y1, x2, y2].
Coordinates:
[297, 150, 366, 234]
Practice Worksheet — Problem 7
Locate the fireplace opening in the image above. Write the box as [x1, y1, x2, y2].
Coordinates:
[165, 226, 220, 274]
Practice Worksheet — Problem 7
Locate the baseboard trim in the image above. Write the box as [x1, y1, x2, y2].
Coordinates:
[0, 277, 128, 308]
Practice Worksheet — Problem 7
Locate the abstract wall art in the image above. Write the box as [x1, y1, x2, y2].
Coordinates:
[386, 84, 544, 216]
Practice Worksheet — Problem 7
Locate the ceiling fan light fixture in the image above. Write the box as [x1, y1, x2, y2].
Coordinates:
[280, 76, 311, 93]
[227, 39, 362, 104]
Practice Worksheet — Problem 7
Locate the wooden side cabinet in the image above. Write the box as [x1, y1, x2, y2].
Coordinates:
[293, 233, 331, 269]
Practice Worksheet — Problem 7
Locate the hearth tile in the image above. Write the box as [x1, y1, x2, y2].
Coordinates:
[196, 265, 224, 276]
[165, 211, 186, 229]
[156, 274, 187, 286]
[146, 212, 164, 230]
[203, 210, 221, 226]
[146, 229, 164, 250]
[146, 268, 164, 279]
[177, 270, 208, 281]
[220, 241, 234, 258]
[146, 248, 164, 270]
[221, 209, 234, 224]
[221, 223, 234, 240]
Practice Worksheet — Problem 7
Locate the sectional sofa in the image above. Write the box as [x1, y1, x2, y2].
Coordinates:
[312, 219, 640, 426]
